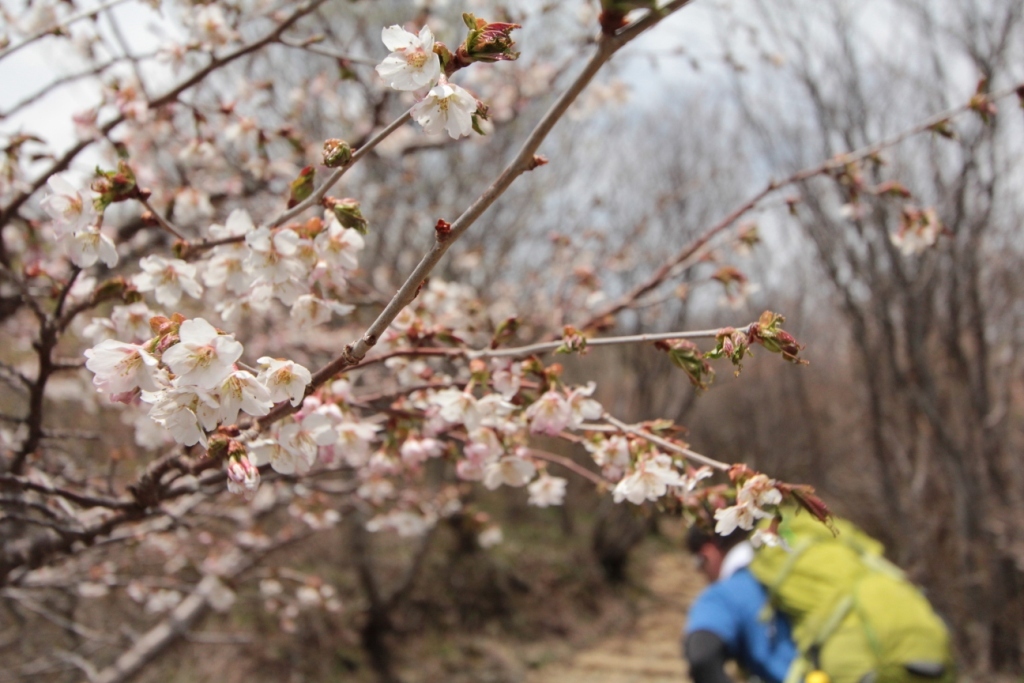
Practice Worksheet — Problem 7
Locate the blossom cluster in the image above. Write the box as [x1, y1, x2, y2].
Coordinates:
[374, 18, 519, 139]
[40, 175, 115, 268]
[84, 315, 307, 447]
[713, 473, 783, 536]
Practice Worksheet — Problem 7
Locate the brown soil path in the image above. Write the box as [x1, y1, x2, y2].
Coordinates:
[525, 553, 707, 683]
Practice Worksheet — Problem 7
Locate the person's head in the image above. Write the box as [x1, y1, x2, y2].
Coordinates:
[685, 523, 749, 582]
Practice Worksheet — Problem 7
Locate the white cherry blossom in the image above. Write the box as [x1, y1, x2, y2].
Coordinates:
[82, 317, 116, 343]
[457, 427, 503, 481]
[432, 388, 482, 431]
[331, 419, 382, 468]
[41, 174, 95, 236]
[375, 25, 441, 91]
[478, 526, 503, 548]
[193, 3, 236, 46]
[737, 473, 783, 509]
[612, 453, 683, 505]
[216, 292, 271, 326]
[142, 384, 220, 448]
[525, 390, 571, 435]
[204, 210, 254, 293]
[483, 451, 537, 489]
[216, 370, 273, 424]
[246, 227, 307, 285]
[85, 340, 160, 395]
[713, 503, 758, 536]
[528, 475, 568, 507]
[567, 382, 603, 428]
[161, 318, 242, 389]
[585, 434, 632, 479]
[257, 357, 311, 406]
[400, 436, 444, 466]
[365, 510, 435, 538]
[290, 295, 355, 330]
[66, 228, 118, 268]
[133, 255, 203, 306]
[111, 302, 156, 341]
[278, 413, 336, 474]
[411, 78, 478, 139]
[249, 438, 296, 475]
[491, 359, 522, 399]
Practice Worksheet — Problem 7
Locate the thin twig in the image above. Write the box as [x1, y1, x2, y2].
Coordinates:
[468, 326, 747, 359]
[139, 197, 186, 241]
[579, 81, 1024, 329]
[3, 588, 118, 643]
[602, 413, 730, 471]
[526, 448, 609, 487]
[267, 108, 415, 228]
[277, 38, 378, 66]
[0, 0, 133, 64]
[0, 474, 134, 510]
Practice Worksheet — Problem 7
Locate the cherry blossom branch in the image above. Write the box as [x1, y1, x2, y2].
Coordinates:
[579, 80, 1024, 329]
[139, 197, 187, 241]
[601, 413, 730, 471]
[468, 325, 750, 360]
[288, 5, 699, 400]
[526, 448, 609, 487]
[0, 474, 134, 510]
[2, 588, 118, 643]
[105, 7, 151, 100]
[320, 324, 747, 385]
[266, 108, 415, 229]
[276, 37, 379, 66]
[0, 54, 156, 120]
[2, 1, 704, 584]
[0, 0, 328, 228]
[0, 0, 133, 64]
[249, 6, 701, 435]
[88, 532, 313, 683]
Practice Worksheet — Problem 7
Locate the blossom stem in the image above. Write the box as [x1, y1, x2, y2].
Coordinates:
[139, 198, 187, 242]
[524, 448, 609, 487]
[469, 325, 752, 359]
[602, 413, 730, 471]
[276, 38, 379, 66]
[267, 108, 415, 228]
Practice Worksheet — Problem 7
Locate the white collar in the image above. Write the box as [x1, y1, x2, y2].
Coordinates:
[718, 541, 754, 581]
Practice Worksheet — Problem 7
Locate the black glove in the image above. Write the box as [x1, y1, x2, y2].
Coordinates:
[684, 629, 735, 683]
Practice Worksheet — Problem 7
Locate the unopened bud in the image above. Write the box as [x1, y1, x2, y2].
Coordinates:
[323, 196, 368, 234]
[92, 160, 139, 211]
[460, 14, 521, 64]
[928, 119, 957, 140]
[207, 434, 230, 459]
[599, 0, 657, 35]
[287, 165, 316, 209]
[92, 276, 126, 299]
[322, 138, 352, 168]
[226, 453, 261, 498]
[435, 218, 452, 241]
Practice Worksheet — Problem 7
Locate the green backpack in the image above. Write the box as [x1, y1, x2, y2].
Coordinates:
[748, 507, 955, 683]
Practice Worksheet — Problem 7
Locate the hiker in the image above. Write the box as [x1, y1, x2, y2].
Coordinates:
[682, 508, 955, 683]
[684, 524, 796, 683]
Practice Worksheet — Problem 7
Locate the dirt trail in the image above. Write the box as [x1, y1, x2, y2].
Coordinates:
[526, 553, 706, 683]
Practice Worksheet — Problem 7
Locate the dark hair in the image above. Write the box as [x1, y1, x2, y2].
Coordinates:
[685, 522, 749, 555]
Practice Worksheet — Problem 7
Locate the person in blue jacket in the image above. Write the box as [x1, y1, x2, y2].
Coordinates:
[683, 524, 797, 683]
